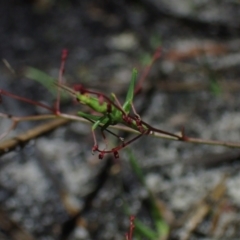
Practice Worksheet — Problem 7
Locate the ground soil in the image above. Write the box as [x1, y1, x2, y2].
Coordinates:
[1, 1, 240, 239]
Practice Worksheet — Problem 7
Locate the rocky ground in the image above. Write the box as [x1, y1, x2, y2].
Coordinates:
[1, 1, 240, 239]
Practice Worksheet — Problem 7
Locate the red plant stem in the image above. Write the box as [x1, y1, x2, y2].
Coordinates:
[140, 119, 181, 140]
[134, 47, 162, 95]
[126, 216, 135, 240]
[56, 49, 68, 114]
[0, 90, 54, 113]
[94, 129, 149, 158]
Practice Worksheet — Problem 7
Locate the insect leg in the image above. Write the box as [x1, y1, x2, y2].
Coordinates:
[78, 111, 124, 141]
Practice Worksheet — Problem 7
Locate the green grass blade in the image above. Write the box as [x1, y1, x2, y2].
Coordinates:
[123, 68, 138, 113]
[123, 201, 158, 240]
[134, 219, 158, 240]
[126, 149, 170, 238]
[210, 79, 222, 96]
[25, 67, 69, 100]
[25, 67, 56, 94]
[127, 148, 145, 186]
[155, 219, 169, 239]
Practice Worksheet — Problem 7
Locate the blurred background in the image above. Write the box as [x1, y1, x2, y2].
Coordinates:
[1, 0, 240, 239]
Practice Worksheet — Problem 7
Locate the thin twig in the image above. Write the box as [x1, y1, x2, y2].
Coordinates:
[0, 207, 36, 240]
[2, 112, 240, 157]
[179, 175, 227, 240]
[0, 118, 70, 156]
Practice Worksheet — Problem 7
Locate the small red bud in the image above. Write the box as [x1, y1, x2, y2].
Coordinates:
[130, 215, 135, 223]
[92, 145, 98, 151]
[61, 49, 68, 61]
[92, 145, 98, 155]
[113, 151, 119, 159]
[99, 152, 105, 159]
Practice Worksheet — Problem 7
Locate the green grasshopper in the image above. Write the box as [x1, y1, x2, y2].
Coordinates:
[0, 48, 181, 159]
[55, 68, 180, 159]
[55, 69, 143, 157]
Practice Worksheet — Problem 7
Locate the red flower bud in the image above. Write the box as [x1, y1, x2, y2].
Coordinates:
[61, 49, 68, 61]
[99, 152, 105, 159]
[113, 151, 119, 159]
[92, 145, 98, 155]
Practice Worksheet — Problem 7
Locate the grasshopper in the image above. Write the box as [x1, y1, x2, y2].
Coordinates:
[55, 68, 180, 159]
